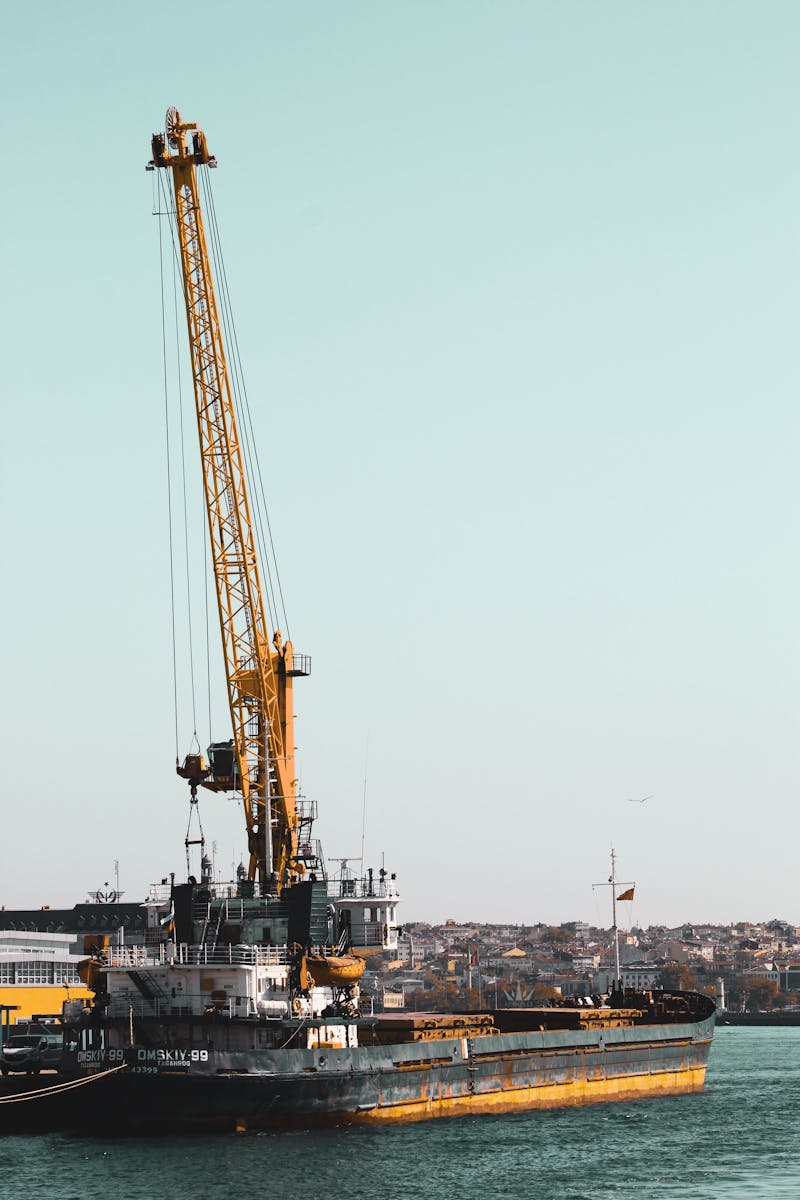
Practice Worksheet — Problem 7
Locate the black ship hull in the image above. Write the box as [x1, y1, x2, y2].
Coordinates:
[0, 1002, 715, 1135]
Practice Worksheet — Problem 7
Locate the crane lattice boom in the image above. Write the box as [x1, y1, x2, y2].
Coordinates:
[149, 107, 304, 893]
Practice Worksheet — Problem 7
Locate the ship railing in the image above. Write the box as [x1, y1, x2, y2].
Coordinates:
[106, 943, 292, 969]
[204, 884, 253, 902]
[296, 798, 318, 823]
[106, 946, 153, 968]
[184, 943, 291, 967]
[334, 878, 400, 900]
[191, 888, 277, 911]
[144, 884, 172, 903]
[184, 882, 279, 908]
[106, 993, 260, 1021]
[355, 922, 392, 947]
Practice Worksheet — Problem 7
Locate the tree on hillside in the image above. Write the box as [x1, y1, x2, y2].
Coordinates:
[532, 982, 561, 1003]
[744, 980, 781, 1011]
[727, 976, 781, 1012]
[658, 964, 698, 991]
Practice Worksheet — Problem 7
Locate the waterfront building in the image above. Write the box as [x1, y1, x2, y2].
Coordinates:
[0, 931, 91, 1023]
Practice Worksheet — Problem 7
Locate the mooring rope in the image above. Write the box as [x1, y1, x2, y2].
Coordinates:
[279, 1013, 309, 1049]
[0, 1063, 127, 1104]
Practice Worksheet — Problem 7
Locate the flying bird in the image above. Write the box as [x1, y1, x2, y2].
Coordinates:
[626, 795, 653, 804]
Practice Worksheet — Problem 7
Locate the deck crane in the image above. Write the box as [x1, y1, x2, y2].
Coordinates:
[148, 107, 309, 895]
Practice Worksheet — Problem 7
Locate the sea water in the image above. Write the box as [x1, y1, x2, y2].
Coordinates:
[0, 1027, 796, 1200]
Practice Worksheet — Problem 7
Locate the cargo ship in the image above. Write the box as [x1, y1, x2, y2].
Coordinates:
[0, 108, 714, 1134]
[0, 860, 714, 1133]
[0, 856, 714, 1133]
[0, 996, 715, 1134]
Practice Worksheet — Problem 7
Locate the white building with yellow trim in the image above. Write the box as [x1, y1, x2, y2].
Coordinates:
[0, 931, 91, 1023]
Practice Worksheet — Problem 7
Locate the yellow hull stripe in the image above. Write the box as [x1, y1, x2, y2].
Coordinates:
[354, 1065, 708, 1123]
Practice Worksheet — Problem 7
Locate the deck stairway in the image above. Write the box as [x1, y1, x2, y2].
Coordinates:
[127, 969, 170, 1012]
[197, 904, 224, 957]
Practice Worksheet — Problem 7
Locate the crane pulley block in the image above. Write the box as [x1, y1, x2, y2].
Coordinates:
[176, 753, 210, 790]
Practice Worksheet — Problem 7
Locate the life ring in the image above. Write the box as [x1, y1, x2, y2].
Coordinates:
[291, 996, 303, 1016]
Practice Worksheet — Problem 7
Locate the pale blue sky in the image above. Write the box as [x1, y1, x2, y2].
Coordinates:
[1, 1, 798, 927]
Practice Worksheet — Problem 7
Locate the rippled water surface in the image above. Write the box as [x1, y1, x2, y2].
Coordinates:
[0, 1028, 797, 1200]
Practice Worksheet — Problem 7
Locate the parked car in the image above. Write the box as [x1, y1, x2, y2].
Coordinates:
[0, 1033, 62, 1075]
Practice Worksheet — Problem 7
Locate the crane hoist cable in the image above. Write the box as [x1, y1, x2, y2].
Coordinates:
[157, 166, 217, 758]
[157, 178, 181, 763]
[157, 163, 218, 861]
[173, 238, 200, 742]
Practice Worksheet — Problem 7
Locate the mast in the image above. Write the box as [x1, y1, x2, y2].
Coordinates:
[148, 107, 308, 894]
[595, 847, 634, 995]
[610, 847, 621, 990]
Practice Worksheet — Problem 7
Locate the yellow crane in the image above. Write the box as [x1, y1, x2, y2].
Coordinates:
[148, 107, 308, 894]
